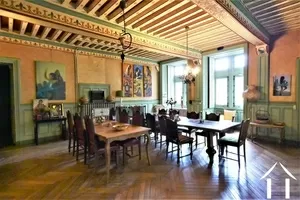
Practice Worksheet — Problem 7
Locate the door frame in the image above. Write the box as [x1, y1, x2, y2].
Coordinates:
[0, 58, 21, 144]
[296, 58, 300, 142]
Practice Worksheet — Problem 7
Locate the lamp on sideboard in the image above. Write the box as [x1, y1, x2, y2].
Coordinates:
[243, 85, 260, 120]
[116, 90, 124, 106]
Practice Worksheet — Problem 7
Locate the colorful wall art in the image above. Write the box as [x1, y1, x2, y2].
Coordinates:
[122, 63, 133, 97]
[273, 75, 292, 96]
[36, 61, 66, 100]
[133, 64, 144, 97]
[143, 66, 152, 97]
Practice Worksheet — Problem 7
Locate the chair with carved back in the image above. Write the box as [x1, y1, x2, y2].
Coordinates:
[73, 113, 87, 164]
[158, 109, 167, 115]
[146, 113, 159, 147]
[66, 110, 76, 156]
[84, 115, 119, 169]
[119, 108, 129, 123]
[117, 110, 143, 165]
[218, 118, 250, 167]
[158, 115, 168, 150]
[178, 111, 199, 137]
[165, 119, 193, 165]
[195, 112, 220, 148]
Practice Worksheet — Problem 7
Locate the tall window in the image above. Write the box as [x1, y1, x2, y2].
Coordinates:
[210, 54, 245, 108]
[167, 63, 187, 108]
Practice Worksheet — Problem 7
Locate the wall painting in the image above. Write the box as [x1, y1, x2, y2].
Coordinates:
[273, 75, 291, 96]
[122, 63, 133, 97]
[133, 64, 144, 97]
[143, 66, 152, 97]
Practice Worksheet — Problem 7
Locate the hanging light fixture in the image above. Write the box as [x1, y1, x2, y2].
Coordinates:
[119, 0, 132, 62]
[181, 26, 200, 85]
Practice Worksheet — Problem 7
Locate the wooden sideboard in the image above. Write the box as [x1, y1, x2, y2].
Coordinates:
[249, 122, 285, 144]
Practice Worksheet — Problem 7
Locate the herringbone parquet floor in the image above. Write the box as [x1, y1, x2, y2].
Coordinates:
[0, 138, 300, 200]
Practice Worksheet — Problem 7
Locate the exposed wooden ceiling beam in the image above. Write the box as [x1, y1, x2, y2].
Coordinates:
[68, 34, 81, 45]
[41, 27, 51, 39]
[140, 2, 194, 31]
[8, 17, 13, 32]
[59, 32, 71, 43]
[20, 21, 28, 35]
[31, 24, 40, 37]
[87, 0, 106, 14]
[62, 0, 72, 6]
[75, 0, 90, 10]
[107, 0, 137, 20]
[50, 29, 62, 41]
[116, 0, 153, 24]
[96, 0, 118, 17]
[191, 0, 268, 45]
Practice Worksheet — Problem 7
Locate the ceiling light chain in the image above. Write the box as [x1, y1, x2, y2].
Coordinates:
[119, 0, 132, 62]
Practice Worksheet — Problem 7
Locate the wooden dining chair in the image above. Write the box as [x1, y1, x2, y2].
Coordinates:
[117, 110, 143, 165]
[66, 110, 76, 156]
[165, 119, 193, 165]
[178, 111, 199, 137]
[146, 113, 159, 147]
[158, 115, 168, 150]
[218, 118, 250, 167]
[195, 113, 220, 148]
[158, 109, 167, 115]
[119, 108, 129, 123]
[73, 113, 87, 164]
[84, 115, 119, 168]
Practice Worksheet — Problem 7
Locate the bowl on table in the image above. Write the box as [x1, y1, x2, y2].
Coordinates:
[112, 124, 129, 131]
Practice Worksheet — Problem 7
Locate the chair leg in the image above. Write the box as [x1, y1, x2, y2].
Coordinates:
[195, 135, 198, 149]
[123, 147, 126, 165]
[76, 141, 79, 161]
[138, 143, 141, 160]
[166, 141, 169, 160]
[237, 147, 240, 168]
[72, 137, 76, 156]
[190, 142, 193, 160]
[130, 146, 134, 156]
[68, 135, 71, 153]
[155, 132, 158, 148]
[177, 144, 180, 165]
[243, 143, 246, 163]
[84, 145, 87, 165]
[115, 150, 119, 166]
[160, 134, 163, 150]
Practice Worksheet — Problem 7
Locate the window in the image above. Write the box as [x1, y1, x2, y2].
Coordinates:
[166, 62, 187, 108]
[209, 53, 245, 108]
[215, 78, 228, 106]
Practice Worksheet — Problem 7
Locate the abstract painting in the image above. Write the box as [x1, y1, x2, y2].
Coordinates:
[273, 75, 291, 96]
[133, 64, 143, 97]
[122, 63, 133, 97]
[36, 61, 66, 100]
[143, 66, 152, 97]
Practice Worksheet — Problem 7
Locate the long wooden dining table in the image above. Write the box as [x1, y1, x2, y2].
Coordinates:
[94, 122, 151, 183]
[177, 117, 241, 166]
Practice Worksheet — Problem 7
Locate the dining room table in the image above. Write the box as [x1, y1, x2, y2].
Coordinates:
[94, 121, 151, 183]
[177, 117, 241, 166]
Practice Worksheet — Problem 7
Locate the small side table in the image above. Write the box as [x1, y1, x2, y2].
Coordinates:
[250, 122, 285, 143]
[34, 117, 67, 145]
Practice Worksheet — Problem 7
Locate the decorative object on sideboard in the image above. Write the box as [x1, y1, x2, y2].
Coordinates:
[33, 99, 50, 120]
[106, 94, 115, 102]
[79, 96, 88, 105]
[116, 90, 124, 106]
[243, 85, 260, 121]
[255, 110, 270, 124]
[166, 98, 177, 110]
[49, 103, 64, 118]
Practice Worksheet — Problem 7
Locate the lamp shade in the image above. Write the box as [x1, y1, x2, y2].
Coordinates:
[243, 85, 260, 101]
[115, 90, 123, 97]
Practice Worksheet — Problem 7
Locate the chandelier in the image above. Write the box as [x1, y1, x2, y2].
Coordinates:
[181, 26, 200, 85]
[119, 0, 132, 61]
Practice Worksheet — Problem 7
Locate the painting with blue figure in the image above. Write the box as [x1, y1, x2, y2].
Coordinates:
[133, 65, 143, 97]
[36, 61, 66, 100]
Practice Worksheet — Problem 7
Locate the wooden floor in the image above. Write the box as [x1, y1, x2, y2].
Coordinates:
[0, 138, 300, 200]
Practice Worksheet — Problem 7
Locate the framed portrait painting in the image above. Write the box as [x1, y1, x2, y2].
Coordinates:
[273, 75, 291, 96]
[143, 66, 152, 97]
[36, 61, 66, 100]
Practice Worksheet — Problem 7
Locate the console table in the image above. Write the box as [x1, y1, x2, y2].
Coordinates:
[34, 117, 67, 145]
[250, 122, 285, 143]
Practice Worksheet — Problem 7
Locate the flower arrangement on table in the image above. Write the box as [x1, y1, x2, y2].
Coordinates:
[166, 98, 177, 110]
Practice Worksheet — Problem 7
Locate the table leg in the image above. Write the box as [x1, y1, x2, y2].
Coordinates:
[206, 132, 216, 166]
[280, 128, 285, 144]
[105, 140, 111, 183]
[145, 133, 151, 166]
[34, 122, 38, 145]
[62, 120, 67, 140]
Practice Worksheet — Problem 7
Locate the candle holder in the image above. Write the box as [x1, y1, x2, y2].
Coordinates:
[166, 98, 177, 110]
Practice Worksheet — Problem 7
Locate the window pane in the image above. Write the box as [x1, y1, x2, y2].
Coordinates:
[215, 78, 228, 106]
[215, 57, 229, 71]
[234, 55, 245, 68]
[234, 76, 244, 107]
[174, 65, 185, 76]
[174, 82, 183, 105]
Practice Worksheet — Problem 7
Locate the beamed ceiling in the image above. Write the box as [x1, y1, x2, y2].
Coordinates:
[2, 0, 299, 63]
[241, 0, 300, 35]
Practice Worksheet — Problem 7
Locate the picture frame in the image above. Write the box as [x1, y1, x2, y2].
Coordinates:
[48, 103, 64, 117]
[33, 99, 49, 115]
